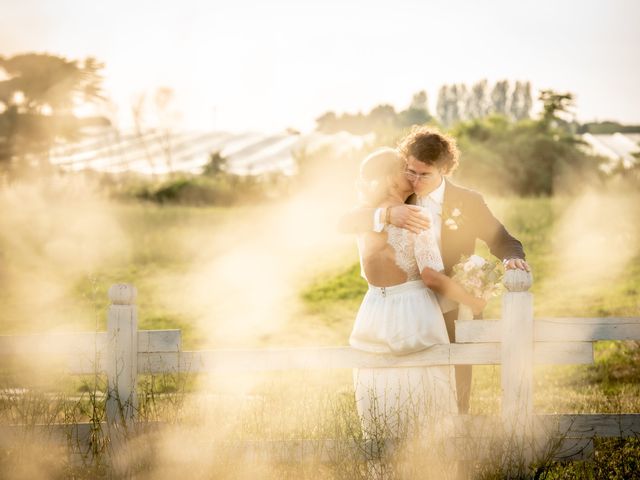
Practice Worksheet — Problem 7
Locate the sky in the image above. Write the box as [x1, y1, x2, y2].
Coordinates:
[2, 0, 639, 132]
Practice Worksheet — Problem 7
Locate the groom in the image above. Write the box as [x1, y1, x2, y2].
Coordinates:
[342, 126, 530, 414]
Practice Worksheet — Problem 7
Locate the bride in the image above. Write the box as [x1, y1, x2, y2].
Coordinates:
[349, 147, 486, 440]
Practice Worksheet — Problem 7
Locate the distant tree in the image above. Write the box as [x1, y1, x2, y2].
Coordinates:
[453, 83, 466, 121]
[409, 90, 428, 111]
[0, 53, 107, 172]
[342, 111, 369, 135]
[509, 81, 533, 121]
[0, 53, 104, 114]
[436, 84, 463, 127]
[315, 91, 431, 137]
[449, 84, 462, 125]
[436, 85, 448, 126]
[490, 80, 510, 116]
[203, 151, 227, 176]
[368, 104, 397, 129]
[451, 86, 601, 196]
[465, 80, 490, 120]
[509, 81, 523, 120]
[315, 111, 338, 133]
[539, 89, 575, 129]
[398, 90, 431, 127]
[522, 81, 533, 120]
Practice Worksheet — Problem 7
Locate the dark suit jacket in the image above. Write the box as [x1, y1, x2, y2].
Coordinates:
[407, 179, 525, 274]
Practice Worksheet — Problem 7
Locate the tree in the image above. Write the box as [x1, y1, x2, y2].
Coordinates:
[409, 90, 428, 111]
[0, 53, 104, 114]
[436, 84, 463, 127]
[539, 89, 575, 127]
[398, 90, 431, 127]
[509, 81, 533, 121]
[315, 111, 338, 133]
[452, 89, 598, 196]
[490, 80, 510, 116]
[0, 53, 107, 172]
[368, 104, 397, 129]
[466, 80, 489, 120]
[436, 85, 448, 126]
[509, 81, 523, 120]
[522, 81, 533, 120]
[448, 84, 462, 126]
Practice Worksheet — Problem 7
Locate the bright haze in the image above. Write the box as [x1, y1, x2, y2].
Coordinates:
[2, 0, 639, 132]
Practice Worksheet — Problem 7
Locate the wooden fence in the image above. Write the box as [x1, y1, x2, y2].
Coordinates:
[1, 270, 640, 466]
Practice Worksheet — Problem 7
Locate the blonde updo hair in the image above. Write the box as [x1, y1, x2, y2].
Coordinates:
[357, 147, 405, 206]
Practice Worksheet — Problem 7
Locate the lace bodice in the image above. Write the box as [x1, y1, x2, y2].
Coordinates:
[385, 224, 444, 281]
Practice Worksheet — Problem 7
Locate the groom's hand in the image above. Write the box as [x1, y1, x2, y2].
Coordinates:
[390, 205, 431, 234]
[503, 258, 531, 272]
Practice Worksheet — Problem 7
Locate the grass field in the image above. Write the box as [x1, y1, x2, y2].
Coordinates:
[1, 190, 639, 477]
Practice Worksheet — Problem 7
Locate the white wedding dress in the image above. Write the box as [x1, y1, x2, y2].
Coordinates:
[349, 224, 458, 439]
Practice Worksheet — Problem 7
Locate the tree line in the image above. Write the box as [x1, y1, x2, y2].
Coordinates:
[315, 80, 533, 134]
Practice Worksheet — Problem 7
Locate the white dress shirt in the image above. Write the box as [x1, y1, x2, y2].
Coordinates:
[416, 177, 445, 252]
[418, 179, 457, 313]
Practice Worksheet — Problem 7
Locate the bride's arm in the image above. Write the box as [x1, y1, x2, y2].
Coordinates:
[337, 207, 377, 233]
[338, 205, 431, 234]
[420, 268, 486, 315]
[413, 226, 486, 315]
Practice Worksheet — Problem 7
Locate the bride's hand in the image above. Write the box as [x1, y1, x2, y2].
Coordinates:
[471, 297, 487, 316]
[390, 205, 431, 233]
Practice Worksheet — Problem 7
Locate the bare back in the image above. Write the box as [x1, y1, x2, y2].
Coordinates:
[358, 231, 408, 287]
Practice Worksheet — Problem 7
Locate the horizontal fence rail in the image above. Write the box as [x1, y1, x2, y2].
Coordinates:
[0, 330, 620, 373]
[0, 338, 597, 373]
[456, 317, 640, 342]
[135, 341, 595, 375]
[0, 329, 181, 357]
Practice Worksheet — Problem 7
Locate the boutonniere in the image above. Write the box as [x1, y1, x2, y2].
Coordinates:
[443, 204, 465, 231]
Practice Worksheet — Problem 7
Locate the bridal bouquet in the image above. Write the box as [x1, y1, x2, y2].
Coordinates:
[452, 255, 504, 320]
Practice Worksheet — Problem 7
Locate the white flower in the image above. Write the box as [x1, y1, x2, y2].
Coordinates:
[451, 208, 461, 217]
[468, 255, 486, 268]
[449, 224, 459, 230]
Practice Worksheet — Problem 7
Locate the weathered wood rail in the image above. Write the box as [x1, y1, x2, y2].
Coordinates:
[1, 271, 640, 466]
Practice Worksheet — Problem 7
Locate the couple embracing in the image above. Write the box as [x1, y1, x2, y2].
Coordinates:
[341, 126, 530, 439]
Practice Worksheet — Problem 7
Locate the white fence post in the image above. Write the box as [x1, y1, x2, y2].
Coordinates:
[106, 284, 138, 426]
[501, 269, 534, 464]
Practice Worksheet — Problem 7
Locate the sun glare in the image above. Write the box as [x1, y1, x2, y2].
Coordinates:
[1, 1, 639, 478]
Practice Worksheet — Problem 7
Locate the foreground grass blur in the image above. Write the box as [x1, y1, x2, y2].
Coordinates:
[2, 369, 640, 479]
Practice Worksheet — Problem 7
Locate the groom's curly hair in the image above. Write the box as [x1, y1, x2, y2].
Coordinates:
[397, 126, 459, 175]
